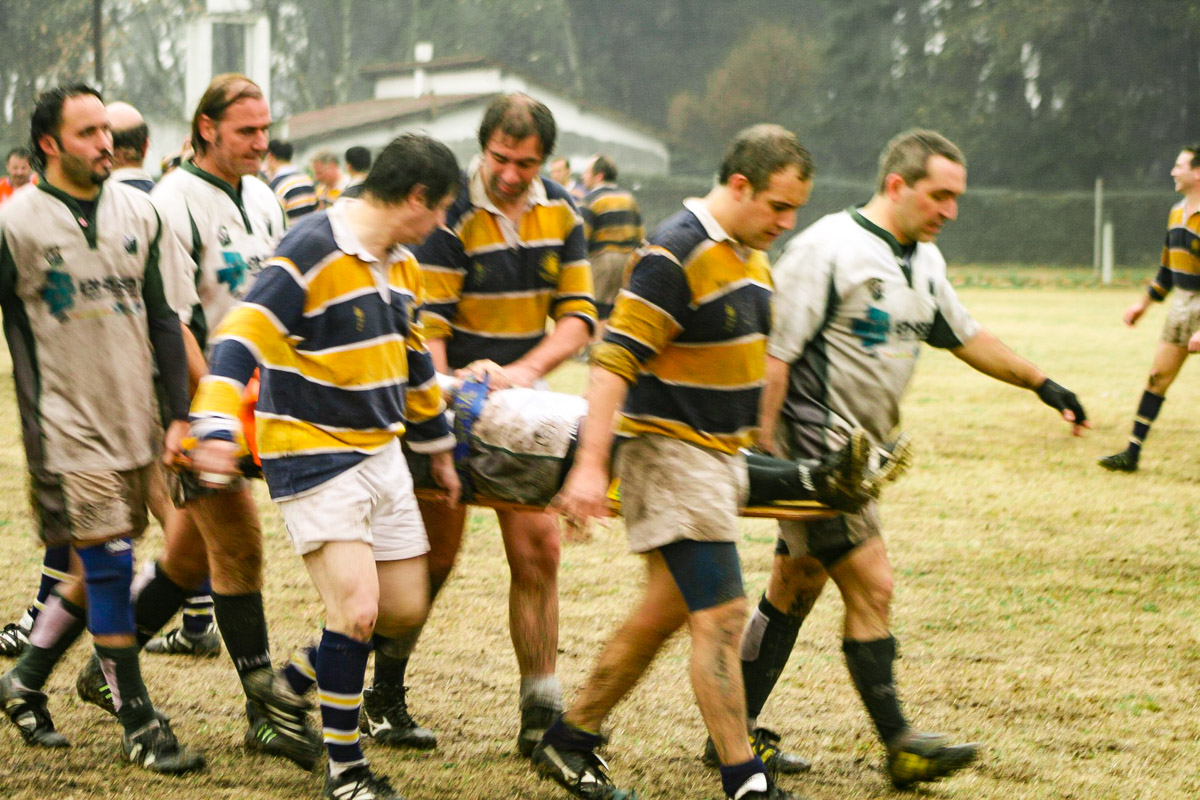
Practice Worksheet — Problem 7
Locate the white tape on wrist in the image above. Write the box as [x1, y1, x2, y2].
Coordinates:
[199, 471, 233, 486]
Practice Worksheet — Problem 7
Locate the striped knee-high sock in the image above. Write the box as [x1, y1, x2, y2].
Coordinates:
[316, 630, 370, 777]
[283, 642, 318, 696]
[1127, 390, 1165, 462]
[182, 580, 215, 636]
[27, 545, 71, 625]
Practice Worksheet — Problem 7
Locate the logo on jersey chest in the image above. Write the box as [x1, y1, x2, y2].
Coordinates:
[217, 226, 232, 247]
[122, 235, 138, 255]
[851, 306, 890, 348]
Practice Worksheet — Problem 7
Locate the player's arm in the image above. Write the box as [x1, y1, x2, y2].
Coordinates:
[413, 226, 466, 357]
[951, 329, 1089, 435]
[1129, 234, 1175, 325]
[552, 366, 628, 519]
[758, 356, 791, 457]
[143, 219, 193, 465]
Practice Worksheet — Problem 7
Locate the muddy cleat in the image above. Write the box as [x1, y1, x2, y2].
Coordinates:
[518, 700, 562, 758]
[76, 654, 117, 717]
[0, 612, 32, 658]
[360, 685, 436, 749]
[0, 671, 68, 747]
[324, 764, 404, 800]
[122, 717, 206, 775]
[242, 669, 320, 761]
[1098, 450, 1138, 473]
[144, 624, 222, 658]
[886, 729, 979, 789]
[703, 727, 812, 776]
[245, 700, 322, 770]
[531, 742, 637, 799]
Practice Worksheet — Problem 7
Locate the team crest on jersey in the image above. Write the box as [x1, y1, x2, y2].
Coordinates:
[851, 306, 890, 349]
[44, 247, 63, 268]
[724, 302, 738, 332]
[354, 306, 365, 332]
[122, 235, 138, 254]
[538, 252, 560, 284]
[41, 269, 75, 319]
[218, 226, 232, 247]
[866, 278, 885, 301]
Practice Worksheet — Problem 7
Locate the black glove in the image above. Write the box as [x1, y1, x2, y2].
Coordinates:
[1036, 378, 1087, 424]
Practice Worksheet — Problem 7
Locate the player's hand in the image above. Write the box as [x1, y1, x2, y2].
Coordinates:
[190, 438, 241, 487]
[755, 426, 783, 457]
[1036, 378, 1090, 436]
[1188, 330, 1200, 353]
[162, 419, 190, 468]
[1123, 298, 1150, 327]
[428, 451, 461, 508]
[550, 462, 613, 522]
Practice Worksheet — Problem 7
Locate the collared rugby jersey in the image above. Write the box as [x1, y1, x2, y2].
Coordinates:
[268, 165, 318, 221]
[594, 198, 772, 455]
[1148, 200, 1200, 300]
[191, 202, 451, 500]
[415, 166, 596, 369]
[769, 207, 980, 449]
[0, 180, 185, 473]
[152, 161, 286, 346]
[580, 183, 644, 259]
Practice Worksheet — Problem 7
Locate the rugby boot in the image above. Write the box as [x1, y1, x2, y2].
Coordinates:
[75, 653, 117, 716]
[531, 741, 637, 799]
[245, 699, 323, 770]
[862, 433, 915, 497]
[122, 716, 206, 775]
[144, 623, 222, 658]
[518, 699, 562, 758]
[0, 671, 68, 747]
[0, 611, 32, 657]
[1098, 449, 1138, 473]
[242, 668, 322, 767]
[885, 729, 980, 789]
[703, 726, 812, 775]
[324, 764, 405, 800]
[360, 684, 436, 749]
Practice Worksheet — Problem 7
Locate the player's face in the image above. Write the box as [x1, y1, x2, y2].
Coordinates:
[892, 155, 966, 244]
[729, 165, 812, 250]
[1170, 150, 1199, 194]
[45, 94, 112, 189]
[206, 96, 271, 182]
[312, 160, 336, 185]
[549, 159, 570, 185]
[401, 190, 456, 245]
[5, 155, 32, 187]
[481, 132, 544, 206]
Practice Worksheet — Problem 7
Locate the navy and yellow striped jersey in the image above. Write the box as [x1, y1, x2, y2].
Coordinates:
[1149, 201, 1200, 299]
[593, 199, 772, 455]
[190, 202, 451, 499]
[581, 183, 644, 258]
[415, 166, 597, 369]
[269, 166, 319, 221]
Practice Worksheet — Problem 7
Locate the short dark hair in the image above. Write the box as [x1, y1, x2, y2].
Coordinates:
[30, 84, 104, 170]
[1185, 145, 1200, 169]
[111, 122, 149, 157]
[363, 133, 460, 208]
[718, 124, 814, 191]
[591, 154, 617, 182]
[6, 147, 32, 164]
[877, 129, 966, 192]
[477, 93, 556, 159]
[345, 146, 371, 173]
[267, 139, 294, 161]
[191, 73, 263, 155]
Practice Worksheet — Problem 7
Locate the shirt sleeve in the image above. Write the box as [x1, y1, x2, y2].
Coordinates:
[397, 255, 453, 453]
[189, 256, 307, 443]
[767, 230, 837, 364]
[413, 226, 467, 341]
[549, 211, 598, 333]
[592, 245, 690, 383]
[925, 269, 981, 349]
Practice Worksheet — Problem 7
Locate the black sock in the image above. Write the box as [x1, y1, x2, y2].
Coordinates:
[95, 643, 156, 732]
[1127, 390, 1165, 461]
[374, 652, 408, 689]
[211, 591, 271, 678]
[13, 594, 87, 692]
[843, 636, 907, 745]
[741, 594, 804, 721]
[134, 561, 190, 647]
[542, 715, 602, 752]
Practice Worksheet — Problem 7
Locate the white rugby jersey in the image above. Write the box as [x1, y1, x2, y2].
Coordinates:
[769, 207, 980, 450]
[152, 161, 285, 345]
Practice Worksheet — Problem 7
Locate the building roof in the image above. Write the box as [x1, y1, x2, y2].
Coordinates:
[360, 55, 493, 79]
[287, 93, 493, 143]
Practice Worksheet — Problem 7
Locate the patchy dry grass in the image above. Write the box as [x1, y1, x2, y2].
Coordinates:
[1, 283, 1199, 799]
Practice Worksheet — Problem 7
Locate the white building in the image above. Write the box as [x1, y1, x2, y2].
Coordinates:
[282, 54, 669, 176]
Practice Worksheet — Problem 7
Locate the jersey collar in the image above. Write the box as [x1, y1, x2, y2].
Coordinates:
[327, 199, 412, 266]
[36, 178, 104, 249]
[683, 197, 755, 260]
[182, 160, 254, 232]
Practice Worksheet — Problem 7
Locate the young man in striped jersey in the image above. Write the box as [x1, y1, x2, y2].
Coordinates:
[579, 154, 644, 340]
[374, 93, 597, 756]
[189, 132, 461, 800]
[1100, 145, 1200, 472]
[266, 140, 319, 221]
[532, 124, 813, 800]
[0, 84, 203, 774]
[743, 129, 1087, 790]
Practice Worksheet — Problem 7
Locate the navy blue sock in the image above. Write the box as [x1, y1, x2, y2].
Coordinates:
[282, 643, 318, 696]
[542, 715, 603, 752]
[317, 629, 371, 776]
[182, 578, 214, 636]
[1127, 390, 1164, 462]
[29, 545, 71, 624]
[719, 757, 768, 797]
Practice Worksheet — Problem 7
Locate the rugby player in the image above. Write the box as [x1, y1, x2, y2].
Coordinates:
[1100, 145, 1200, 472]
[532, 124, 813, 800]
[189, 132, 461, 800]
[738, 129, 1088, 789]
[0, 84, 203, 773]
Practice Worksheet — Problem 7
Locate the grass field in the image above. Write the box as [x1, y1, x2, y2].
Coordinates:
[2, 280, 1199, 799]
